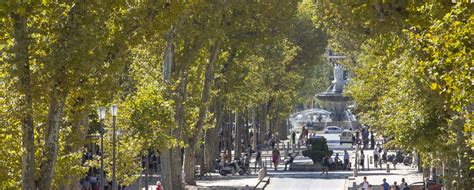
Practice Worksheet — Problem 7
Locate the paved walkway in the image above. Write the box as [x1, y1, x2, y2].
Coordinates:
[132, 137, 421, 190]
[345, 165, 423, 190]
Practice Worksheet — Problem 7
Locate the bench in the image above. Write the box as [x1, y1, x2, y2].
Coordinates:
[348, 182, 383, 190]
[254, 176, 270, 190]
[289, 163, 325, 171]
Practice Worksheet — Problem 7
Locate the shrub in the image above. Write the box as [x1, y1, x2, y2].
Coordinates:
[302, 137, 333, 164]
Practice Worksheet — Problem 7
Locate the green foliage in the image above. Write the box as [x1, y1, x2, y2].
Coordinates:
[0, 0, 331, 188]
[302, 137, 333, 164]
[310, 1, 472, 187]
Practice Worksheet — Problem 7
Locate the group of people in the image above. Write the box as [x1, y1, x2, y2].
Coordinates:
[352, 127, 376, 150]
[321, 150, 352, 175]
[360, 176, 410, 190]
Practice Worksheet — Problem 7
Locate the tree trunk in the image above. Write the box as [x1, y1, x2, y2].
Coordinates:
[183, 43, 219, 185]
[10, 9, 36, 190]
[227, 111, 233, 163]
[65, 110, 89, 190]
[259, 104, 268, 143]
[234, 112, 242, 159]
[161, 26, 185, 190]
[39, 86, 68, 190]
[183, 140, 197, 185]
[244, 112, 249, 153]
[160, 147, 183, 190]
[222, 112, 229, 162]
[252, 108, 258, 150]
[204, 101, 223, 173]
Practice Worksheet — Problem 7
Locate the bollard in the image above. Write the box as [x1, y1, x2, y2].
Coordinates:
[258, 167, 267, 181]
[367, 155, 370, 171]
[386, 163, 390, 173]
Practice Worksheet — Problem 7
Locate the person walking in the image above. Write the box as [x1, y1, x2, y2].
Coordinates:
[352, 134, 356, 146]
[321, 155, 329, 176]
[360, 176, 370, 190]
[291, 131, 296, 145]
[302, 127, 308, 138]
[334, 153, 341, 169]
[360, 150, 365, 170]
[373, 148, 380, 168]
[254, 150, 262, 172]
[267, 130, 272, 141]
[382, 178, 390, 190]
[269, 136, 275, 150]
[272, 148, 280, 171]
[343, 150, 350, 171]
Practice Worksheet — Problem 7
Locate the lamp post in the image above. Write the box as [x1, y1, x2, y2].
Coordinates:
[97, 107, 106, 190]
[354, 143, 359, 177]
[111, 105, 118, 190]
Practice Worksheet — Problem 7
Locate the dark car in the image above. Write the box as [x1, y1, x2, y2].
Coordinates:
[409, 181, 443, 190]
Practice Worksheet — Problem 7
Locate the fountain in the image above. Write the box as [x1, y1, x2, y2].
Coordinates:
[314, 50, 360, 130]
[289, 50, 360, 133]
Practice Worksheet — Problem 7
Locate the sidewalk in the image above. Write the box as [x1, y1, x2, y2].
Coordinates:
[344, 165, 423, 190]
[140, 174, 259, 190]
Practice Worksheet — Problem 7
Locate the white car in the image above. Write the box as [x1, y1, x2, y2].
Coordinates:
[339, 130, 353, 145]
[324, 126, 342, 134]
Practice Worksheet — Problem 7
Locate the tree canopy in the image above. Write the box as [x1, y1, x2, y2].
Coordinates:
[304, 0, 472, 188]
[0, 1, 330, 189]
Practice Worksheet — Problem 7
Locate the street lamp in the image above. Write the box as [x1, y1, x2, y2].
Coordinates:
[111, 104, 118, 190]
[354, 143, 359, 177]
[97, 107, 106, 190]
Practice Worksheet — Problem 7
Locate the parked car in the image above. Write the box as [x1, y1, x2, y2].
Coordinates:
[339, 130, 353, 145]
[409, 181, 443, 190]
[308, 133, 323, 139]
[324, 126, 342, 134]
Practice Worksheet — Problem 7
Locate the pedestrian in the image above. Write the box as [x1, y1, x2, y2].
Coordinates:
[82, 176, 91, 190]
[284, 153, 295, 170]
[267, 130, 272, 141]
[412, 150, 418, 169]
[255, 150, 262, 172]
[328, 155, 335, 170]
[301, 126, 308, 138]
[291, 131, 296, 145]
[393, 181, 400, 190]
[269, 137, 275, 150]
[360, 176, 370, 190]
[400, 178, 409, 190]
[334, 153, 342, 169]
[343, 150, 350, 171]
[272, 148, 280, 171]
[373, 148, 380, 168]
[244, 153, 250, 169]
[89, 175, 97, 190]
[321, 155, 329, 176]
[352, 134, 356, 146]
[155, 181, 162, 190]
[360, 150, 365, 170]
[382, 178, 390, 190]
[362, 129, 369, 149]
